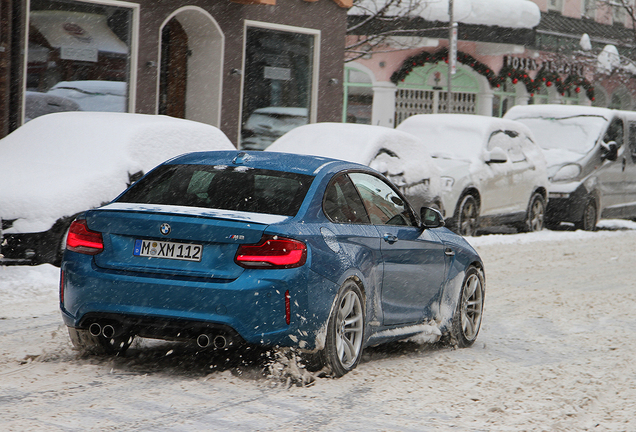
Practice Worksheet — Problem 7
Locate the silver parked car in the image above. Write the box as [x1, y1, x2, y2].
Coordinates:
[397, 114, 549, 236]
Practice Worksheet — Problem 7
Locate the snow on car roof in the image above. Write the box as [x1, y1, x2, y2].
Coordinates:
[504, 104, 614, 120]
[269, 122, 427, 165]
[0, 112, 235, 233]
[396, 114, 536, 161]
[267, 122, 440, 187]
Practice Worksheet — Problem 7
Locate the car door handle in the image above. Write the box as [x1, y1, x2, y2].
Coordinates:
[445, 247, 455, 256]
[383, 234, 398, 244]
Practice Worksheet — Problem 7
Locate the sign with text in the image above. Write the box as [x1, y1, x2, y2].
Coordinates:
[504, 56, 585, 76]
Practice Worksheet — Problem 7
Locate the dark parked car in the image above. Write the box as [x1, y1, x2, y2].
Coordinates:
[505, 105, 636, 230]
[61, 150, 485, 377]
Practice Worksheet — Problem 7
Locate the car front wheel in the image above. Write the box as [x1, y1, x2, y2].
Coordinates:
[449, 267, 485, 348]
[456, 195, 479, 236]
[319, 280, 365, 377]
[521, 193, 545, 232]
[576, 199, 597, 231]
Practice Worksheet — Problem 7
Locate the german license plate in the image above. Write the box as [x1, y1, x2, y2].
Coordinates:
[133, 239, 202, 262]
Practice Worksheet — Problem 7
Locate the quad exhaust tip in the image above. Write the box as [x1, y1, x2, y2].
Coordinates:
[196, 334, 228, 349]
[88, 322, 116, 338]
[89, 322, 102, 337]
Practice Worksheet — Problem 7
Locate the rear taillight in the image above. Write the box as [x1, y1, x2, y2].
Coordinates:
[235, 235, 307, 269]
[66, 219, 104, 255]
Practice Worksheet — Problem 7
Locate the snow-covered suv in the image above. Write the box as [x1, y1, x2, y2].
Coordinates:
[397, 114, 549, 236]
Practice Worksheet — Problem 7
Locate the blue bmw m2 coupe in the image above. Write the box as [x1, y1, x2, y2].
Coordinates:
[60, 151, 484, 376]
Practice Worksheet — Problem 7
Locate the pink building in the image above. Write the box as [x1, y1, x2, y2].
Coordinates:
[345, 0, 636, 127]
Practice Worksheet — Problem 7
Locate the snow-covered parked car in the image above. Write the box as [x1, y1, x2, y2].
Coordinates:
[0, 112, 235, 266]
[266, 122, 442, 212]
[505, 104, 636, 231]
[397, 114, 549, 236]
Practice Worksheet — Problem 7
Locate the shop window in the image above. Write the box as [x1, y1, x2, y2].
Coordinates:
[25, 0, 135, 122]
[240, 25, 317, 151]
[343, 67, 373, 124]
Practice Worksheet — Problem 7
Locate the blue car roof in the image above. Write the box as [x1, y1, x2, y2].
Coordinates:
[166, 150, 364, 176]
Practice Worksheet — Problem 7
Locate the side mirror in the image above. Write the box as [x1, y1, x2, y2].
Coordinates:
[486, 147, 508, 164]
[601, 140, 618, 162]
[420, 207, 445, 229]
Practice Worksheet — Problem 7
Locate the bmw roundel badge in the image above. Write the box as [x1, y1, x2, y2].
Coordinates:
[160, 223, 171, 235]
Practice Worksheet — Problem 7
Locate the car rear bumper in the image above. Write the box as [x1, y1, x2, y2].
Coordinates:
[61, 252, 336, 350]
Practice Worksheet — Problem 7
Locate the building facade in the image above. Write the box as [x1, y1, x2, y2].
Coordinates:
[345, 0, 636, 128]
[0, 0, 350, 145]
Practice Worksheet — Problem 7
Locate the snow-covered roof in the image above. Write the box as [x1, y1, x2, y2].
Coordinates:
[0, 112, 235, 233]
[350, 0, 541, 29]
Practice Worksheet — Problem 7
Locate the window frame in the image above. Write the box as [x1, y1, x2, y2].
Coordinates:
[238, 20, 321, 146]
[21, 0, 140, 125]
[324, 170, 418, 227]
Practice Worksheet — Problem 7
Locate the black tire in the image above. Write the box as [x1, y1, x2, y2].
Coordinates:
[455, 195, 479, 236]
[545, 220, 561, 231]
[68, 327, 134, 355]
[575, 199, 597, 231]
[448, 267, 485, 348]
[319, 280, 365, 377]
[520, 193, 546, 232]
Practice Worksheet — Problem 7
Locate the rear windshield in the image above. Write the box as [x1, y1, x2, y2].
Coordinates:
[117, 164, 314, 217]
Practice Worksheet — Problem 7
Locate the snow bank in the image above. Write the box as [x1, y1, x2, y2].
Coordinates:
[0, 112, 235, 233]
[350, 0, 541, 29]
[465, 220, 636, 248]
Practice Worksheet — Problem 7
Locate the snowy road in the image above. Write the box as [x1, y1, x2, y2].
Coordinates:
[1, 224, 636, 431]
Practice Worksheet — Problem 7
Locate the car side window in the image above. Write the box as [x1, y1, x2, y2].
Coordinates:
[604, 118, 624, 148]
[488, 130, 525, 163]
[507, 135, 528, 163]
[348, 172, 416, 226]
[323, 174, 370, 224]
[629, 122, 636, 163]
[487, 130, 509, 151]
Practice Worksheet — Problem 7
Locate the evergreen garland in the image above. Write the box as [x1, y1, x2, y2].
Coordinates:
[390, 48, 595, 101]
